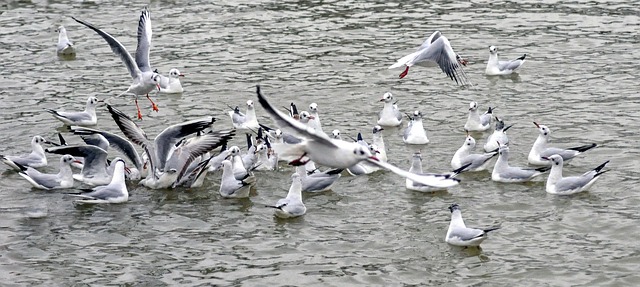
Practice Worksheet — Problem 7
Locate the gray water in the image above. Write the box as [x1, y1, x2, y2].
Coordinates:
[0, 0, 639, 286]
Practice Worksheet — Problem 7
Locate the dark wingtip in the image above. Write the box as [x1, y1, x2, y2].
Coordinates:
[14, 161, 28, 172]
[503, 124, 514, 132]
[594, 160, 610, 173]
[58, 133, 67, 146]
[487, 107, 493, 114]
[357, 132, 363, 142]
[569, 143, 597, 153]
[517, 54, 527, 61]
[452, 162, 472, 175]
[483, 226, 501, 233]
[535, 166, 551, 173]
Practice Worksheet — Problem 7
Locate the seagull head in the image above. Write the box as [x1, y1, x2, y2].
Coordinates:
[468, 101, 478, 111]
[372, 125, 384, 134]
[299, 111, 315, 123]
[489, 46, 498, 54]
[533, 122, 550, 137]
[246, 100, 254, 109]
[353, 145, 376, 161]
[542, 154, 563, 166]
[309, 103, 318, 112]
[61, 154, 76, 165]
[331, 129, 341, 139]
[464, 134, 476, 148]
[169, 68, 184, 78]
[448, 203, 461, 213]
[380, 92, 393, 103]
[151, 73, 161, 90]
[412, 110, 423, 119]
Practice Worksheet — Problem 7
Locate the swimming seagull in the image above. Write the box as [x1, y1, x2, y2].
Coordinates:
[451, 134, 499, 172]
[484, 117, 512, 152]
[527, 122, 597, 166]
[406, 152, 465, 192]
[308, 103, 324, 134]
[256, 85, 460, 188]
[446, 203, 500, 247]
[377, 92, 402, 127]
[267, 173, 307, 218]
[16, 154, 76, 190]
[1, 136, 54, 170]
[403, 110, 429, 144]
[331, 130, 342, 140]
[67, 158, 129, 204]
[464, 101, 493, 132]
[72, 7, 162, 120]
[371, 125, 387, 162]
[157, 68, 185, 94]
[228, 100, 260, 132]
[485, 46, 526, 76]
[388, 31, 470, 86]
[56, 25, 76, 56]
[492, 144, 550, 183]
[543, 155, 609, 195]
[295, 165, 342, 193]
[219, 160, 255, 198]
[44, 96, 100, 126]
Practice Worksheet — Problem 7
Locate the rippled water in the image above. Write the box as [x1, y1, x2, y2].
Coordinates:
[0, 0, 639, 285]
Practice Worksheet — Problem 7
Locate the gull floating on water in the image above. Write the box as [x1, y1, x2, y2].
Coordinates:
[295, 165, 342, 193]
[44, 96, 100, 126]
[56, 25, 76, 56]
[377, 92, 402, 127]
[484, 117, 512, 152]
[331, 129, 342, 140]
[72, 7, 162, 119]
[527, 122, 597, 166]
[17, 154, 76, 190]
[228, 100, 260, 132]
[308, 103, 324, 134]
[464, 101, 493, 132]
[256, 85, 461, 188]
[67, 158, 129, 204]
[543, 154, 609, 195]
[406, 151, 464, 192]
[388, 31, 470, 86]
[371, 125, 387, 162]
[157, 68, 184, 94]
[403, 110, 429, 145]
[451, 134, 498, 172]
[485, 46, 526, 76]
[1, 136, 54, 170]
[46, 144, 116, 186]
[267, 173, 307, 218]
[219, 160, 255, 198]
[446, 203, 500, 247]
[492, 144, 550, 183]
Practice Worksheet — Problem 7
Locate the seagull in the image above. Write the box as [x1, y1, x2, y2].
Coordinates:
[388, 31, 470, 85]
[72, 7, 162, 120]
[256, 85, 461, 188]
[485, 46, 526, 76]
[44, 96, 100, 126]
[308, 103, 324, 134]
[45, 144, 130, 186]
[492, 144, 550, 183]
[16, 154, 76, 190]
[331, 129, 342, 140]
[403, 110, 430, 144]
[543, 155, 609, 195]
[228, 100, 260, 132]
[219, 160, 255, 198]
[527, 122, 597, 166]
[377, 92, 402, 127]
[107, 104, 227, 188]
[446, 203, 500, 247]
[295, 165, 342, 193]
[267, 173, 306, 218]
[1, 136, 54, 170]
[371, 125, 387, 162]
[406, 152, 464, 192]
[67, 158, 129, 204]
[464, 101, 493, 132]
[56, 25, 76, 56]
[207, 145, 232, 172]
[254, 139, 278, 171]
[70, 127, 144, 180]
[157, 68, 184, 94]
[451, 134, 498, 172]
[484, 117, 512, 152]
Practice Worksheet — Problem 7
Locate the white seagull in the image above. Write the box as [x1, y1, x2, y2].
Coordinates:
[157, 68, 185, 94]
[543, 154, 609, 195]
[406, 152, 464, 192]
[308, 103, 324, 134]
[17, 154, 76, 190]
[527, 122, 597, 166]
[492, 144, 550, 183]
[464, 101, 493, 132]
[219, 160, 255, 198]
[403, 110, 430, 144]
[446, 203, 500, 247]
[46, 145, 114, 186]
[56, 25, 76, 56]
[44, 96, 100, 126]
[483, 117, 512, 152]
[72, 7, 162, 120]
[377, 92, 402, 127]
[451, 134, 498, 172]
[256, 85, 461, 188]
[67, 158, 129, 204]
[388, 31, 470, 85]
[228, 100, 260, 132]
[485, 46, 526, 76]
[371, 125, 387, 162]
[267, 173, 307, 218]
[1, 136, 53, 170]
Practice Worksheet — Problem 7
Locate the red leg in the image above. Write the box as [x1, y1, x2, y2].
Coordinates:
[288, 153, 309, 166]
[135, 98, 143, 120]
[399, 66, 409, 79]
[146, 94, 159, 112]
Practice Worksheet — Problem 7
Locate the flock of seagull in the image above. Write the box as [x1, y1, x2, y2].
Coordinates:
[3, 7, 610, 248]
